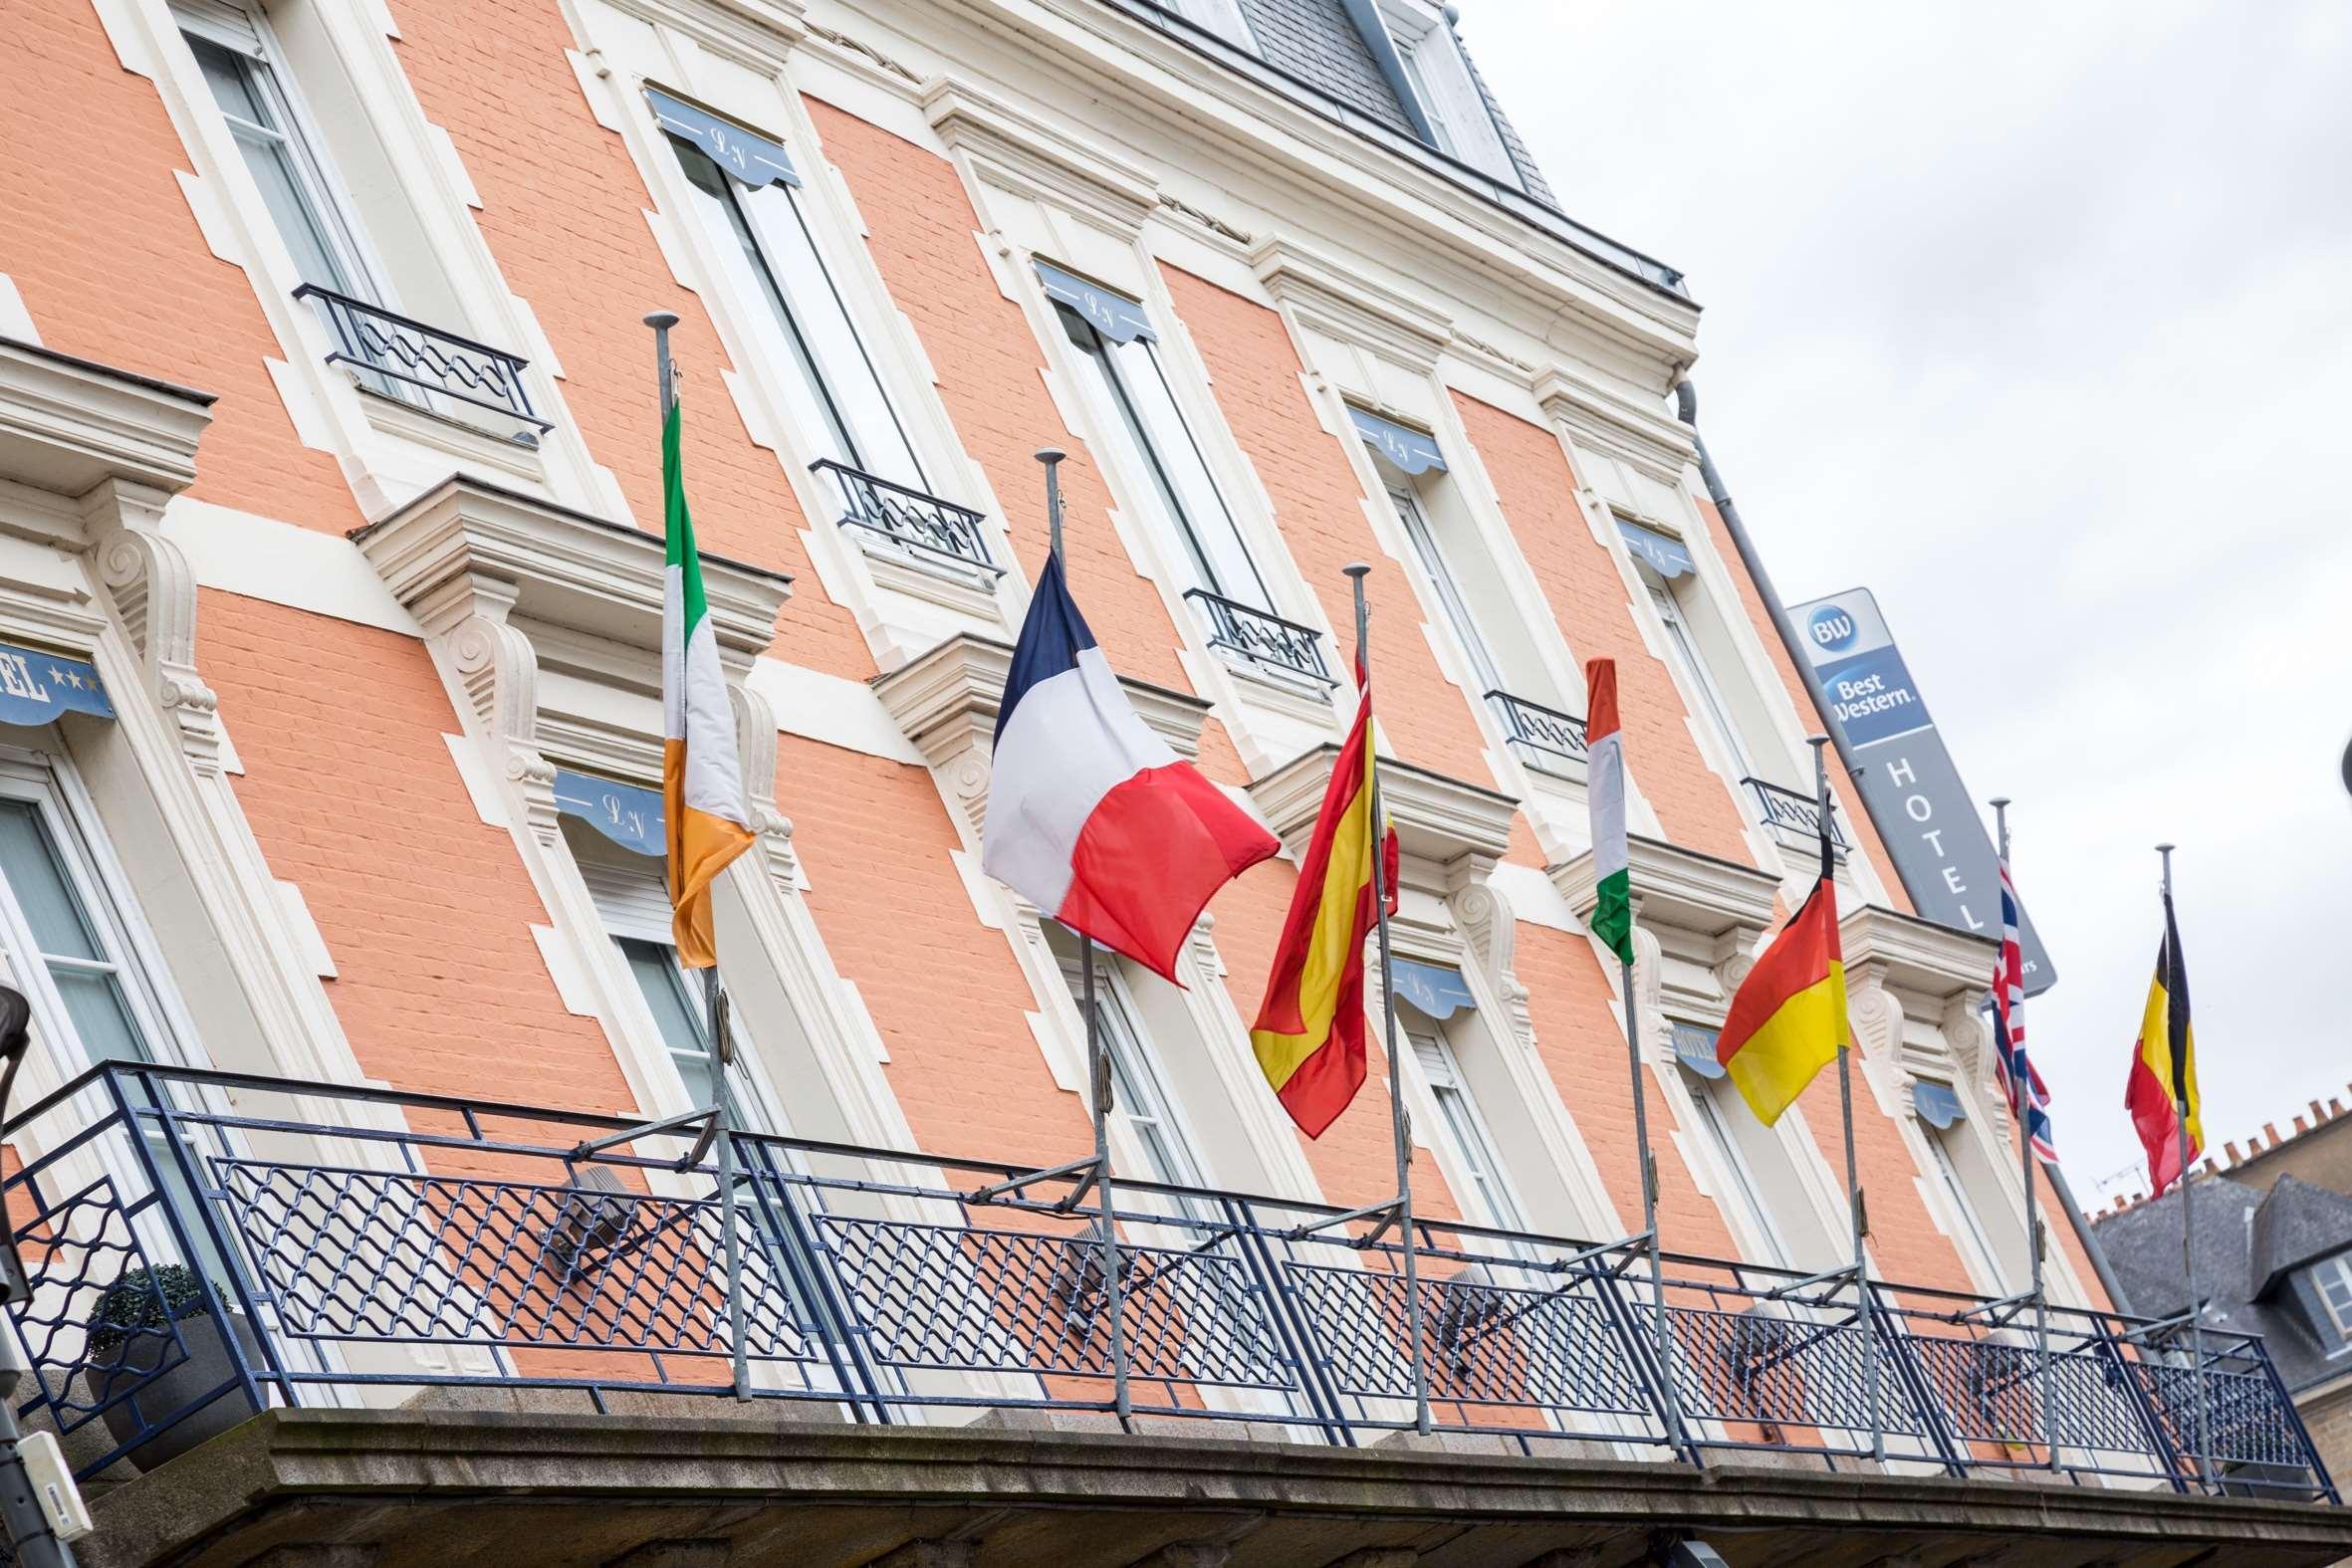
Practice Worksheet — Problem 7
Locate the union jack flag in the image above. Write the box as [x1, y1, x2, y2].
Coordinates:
[1990, 858, 2056, 1160]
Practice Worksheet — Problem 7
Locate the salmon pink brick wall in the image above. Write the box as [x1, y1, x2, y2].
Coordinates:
[1157, 265, 1492, 781]
[0, 0, 354, 530]
[1451, 392, 1756, 867]
[803, 96, 1199, 696]
[198, 590, 634, 1113]
[378, 0, 874, 680]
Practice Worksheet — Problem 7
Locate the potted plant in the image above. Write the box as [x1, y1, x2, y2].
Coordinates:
[90, 1262, 263, 1472]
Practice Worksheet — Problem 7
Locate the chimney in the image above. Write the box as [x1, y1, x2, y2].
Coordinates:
[2294, 1115, 2311, 1136]
[2264, 1121, 2282, 1146]
[2225, 1141, 2243, 1165]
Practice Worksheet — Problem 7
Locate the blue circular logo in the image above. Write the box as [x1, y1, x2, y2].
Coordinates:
[1807, 605, 1858, 652]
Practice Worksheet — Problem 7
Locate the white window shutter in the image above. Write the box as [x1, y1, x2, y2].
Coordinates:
[1414, 30, 1519, 185]
[1167, 0, 1257, 51]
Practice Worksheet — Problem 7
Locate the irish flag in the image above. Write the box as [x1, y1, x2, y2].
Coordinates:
[661, 400, 755, 969]
[1584, 659, 1633, 967]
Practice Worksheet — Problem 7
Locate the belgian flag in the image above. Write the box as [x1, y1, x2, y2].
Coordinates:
[2124, 893, 2203, 1194]
[1715, 873, 1848, 1125]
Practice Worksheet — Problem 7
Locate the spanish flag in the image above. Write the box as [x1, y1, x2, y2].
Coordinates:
[660, 399, 756, 968]
[2124, 893, 2203, 1194]
[1716, 875, 1847, 1126]
[1249, 664, 1397, 1138]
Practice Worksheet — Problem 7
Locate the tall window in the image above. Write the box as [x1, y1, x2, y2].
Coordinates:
[1924, 1126, 2008, 1291]
[1645, 570, 1760, 783]
[1406, 1018, 1529, 1237]
[1053, 293, 1270, 614]
[180, 8, 378, 302]
[1053, 938, 1207, 1199]
[564, 820, 779, 1132]
[666, 121, 924, 492]
[1390, 487, 1506, 700]
[1670, 1023, 1809, 1271]
[0, 757, 216, 1271]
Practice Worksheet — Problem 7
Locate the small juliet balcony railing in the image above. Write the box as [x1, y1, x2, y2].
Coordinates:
[3, 1060, 2338, 1504]
[1484, 690, 1588, 780]
[810, 459, 1001, 579]
[294, 284, 551, 436]
[1183, 588, 1334, 690]
[1743, 776, 1849, 861]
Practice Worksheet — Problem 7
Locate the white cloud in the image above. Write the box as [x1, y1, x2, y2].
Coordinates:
[1470, 0, 2352, 1201]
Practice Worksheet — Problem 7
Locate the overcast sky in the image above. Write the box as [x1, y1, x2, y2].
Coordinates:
[1471, 0, 2352, 1206]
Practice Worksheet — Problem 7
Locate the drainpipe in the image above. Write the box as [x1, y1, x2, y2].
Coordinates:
[1672, 377, 2138, 1318]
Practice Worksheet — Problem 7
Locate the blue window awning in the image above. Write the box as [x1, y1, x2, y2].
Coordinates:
[1619, 519, 1696, 579]
[1913, 1079, 1968, 1130]
[1036, 261, 1155, 344]
[1391, 958, 1476, 1020]
[646, 87, 798, 188]
[1671, 1021, 1726, 1079]
[1349, 407, 1446, 475]
[554, 769, 664, 857]
[0, 642, 113, 728]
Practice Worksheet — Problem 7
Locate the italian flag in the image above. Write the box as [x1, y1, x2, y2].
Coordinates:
[661, 400, 755, 969]
[1584, 659, 1634, 966]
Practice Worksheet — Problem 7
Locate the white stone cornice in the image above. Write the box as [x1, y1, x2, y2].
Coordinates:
[1530, 363, 1696, 488]
[868, 630, 1214, 773]
[921, 75, 1159, 239]
[1250, 235, 1452, 371]
[352, 472, 792, 671]
[0, 338, 213, 527]
[593, 0, 808, 70]
[1551, 832, 1779, 948]
[1248, 744, 1518, 898]
[1839, 903, 1998, 1005]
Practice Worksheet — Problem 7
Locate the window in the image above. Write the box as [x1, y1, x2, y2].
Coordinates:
[666, 125, 924, 494]
[1055, 298, 1270, 614]
[564, 820, 780, 1132]
[1687, 1072, 1794, 1271]
[1406, 1018, 1529, 1238]
[0, 756, 217, 1272]
[1162, 0, 1257, 50]
[1391, 486, 1505, 701]
[1375, 11, 1519, 185]
[2314, 1255, 2352, 1346]
[1924, 1127, 2008, 1291]
[1645, 566, 1760, 783]
[1053, 937, 1207, 1200]
[180, 10, 378, 302]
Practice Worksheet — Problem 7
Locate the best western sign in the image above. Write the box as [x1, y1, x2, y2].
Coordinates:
[1787, 588, 2056, 996]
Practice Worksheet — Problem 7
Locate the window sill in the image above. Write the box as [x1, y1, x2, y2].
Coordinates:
[854, 530, 1007, 622]
[1214, 645, 1341, 721]
[355, 384, 548, 487]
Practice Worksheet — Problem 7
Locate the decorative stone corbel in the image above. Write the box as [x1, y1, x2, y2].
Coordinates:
[85, 482, 222, 777]
[1942, 988, 1992, 1093]
[732, 676, 800, 888]
[1843, 959, 1902, 1060]
[1446, 875, 1533, 1057]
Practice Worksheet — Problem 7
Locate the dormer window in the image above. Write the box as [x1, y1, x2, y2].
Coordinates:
[1361, 1, 1522, 185]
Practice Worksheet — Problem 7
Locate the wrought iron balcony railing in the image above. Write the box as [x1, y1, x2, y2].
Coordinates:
[294, 284, 552, 432]
[1484, 690, 1589, 778]
[1183, 588, 1334, 689]
[3, 1061, 2336, 1504]
[809, 459, 1001, 577]
[1744, 776, 1849, 859]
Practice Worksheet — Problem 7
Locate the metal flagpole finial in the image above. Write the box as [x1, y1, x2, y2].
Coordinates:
[645, 311, 681, 418]
[1036, 447, 1067, 564]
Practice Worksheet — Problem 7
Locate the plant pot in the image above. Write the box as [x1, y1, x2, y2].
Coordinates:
[96, 1306, 264, 1473]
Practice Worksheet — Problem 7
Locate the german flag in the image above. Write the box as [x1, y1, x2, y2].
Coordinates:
[1248, 663, 1397, 1139]
[1716, 875, 1847, 1126]
[2124, 893, 2203, 1194]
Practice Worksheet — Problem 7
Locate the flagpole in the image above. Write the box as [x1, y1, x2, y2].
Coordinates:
[1347, 562, 1431, 1437]
[1039, 447, 1130, 1424]
[1620, 924, 1686, 1458]
[1815, 736, 1881, 1463]
[1993, 798, 2057, 1472]
[2160, 842, 2210, 1489]
[647, 310, 751, 1404]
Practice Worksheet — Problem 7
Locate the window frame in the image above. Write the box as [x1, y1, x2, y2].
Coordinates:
[1053, 299, 1275, 615]
[174, 3, 390, 309]
[1677, 1057, 1797, 1272]
[1403, 1013, 1530, 1240]
[1387, 483, 1507, 701]
[1921, 1115, 2010, 1293]
[2313, 1253, 2352, 1348]
[1055, 939, 1213, 1202]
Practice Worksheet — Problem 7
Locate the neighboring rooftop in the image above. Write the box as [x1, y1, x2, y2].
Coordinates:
[2099, 1079, 2352, 1214]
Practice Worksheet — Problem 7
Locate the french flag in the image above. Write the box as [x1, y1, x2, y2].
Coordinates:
[983, 555, 1279, 982]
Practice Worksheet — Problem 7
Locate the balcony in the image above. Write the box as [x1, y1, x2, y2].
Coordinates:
[1745, 775, 1850, 861]
[1183, 588, 1334, 690]
[294, 284, 551, 438]
[1485, 690, 1588, 780]
[811, 458, 1002, 579]
[4, 1061, 2335, 1511]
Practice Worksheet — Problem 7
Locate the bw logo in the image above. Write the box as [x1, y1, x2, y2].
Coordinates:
[1807, 607, 1857, 652]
